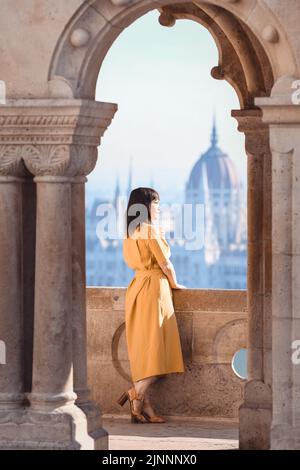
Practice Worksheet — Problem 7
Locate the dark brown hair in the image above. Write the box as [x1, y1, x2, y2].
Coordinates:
[126, 187, 160, 238]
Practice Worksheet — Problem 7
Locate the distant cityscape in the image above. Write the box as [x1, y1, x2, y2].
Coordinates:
[86, 117, 247, 289]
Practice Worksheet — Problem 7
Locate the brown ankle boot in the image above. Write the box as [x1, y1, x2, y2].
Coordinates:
[117, 387, 147, 423]
[141, 395, 165, 423]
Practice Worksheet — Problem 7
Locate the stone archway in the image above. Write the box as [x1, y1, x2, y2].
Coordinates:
[0, 0, 299, 450]
[48, 0, 293, 101]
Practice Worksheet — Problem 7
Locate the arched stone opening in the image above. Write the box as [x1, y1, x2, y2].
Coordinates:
[49, 2, 274, 448]
[49, 0, 285, 102]
[47, 0, 277, 450]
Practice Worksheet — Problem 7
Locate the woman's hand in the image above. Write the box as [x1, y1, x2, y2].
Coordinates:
[172, 283, 187, 289]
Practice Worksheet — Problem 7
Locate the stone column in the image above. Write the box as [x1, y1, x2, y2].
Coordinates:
[0, 99, 117, 449]
[72, 176, 90, 405]
[256, 76, 300, 450]
[22, 178, 36, 394]
[24, 156, 106, 449]
[71, 175, 104, 443]
[232, 109, 272, 450]
[0, 153, 25, 414]
[30, 173, 75, 403]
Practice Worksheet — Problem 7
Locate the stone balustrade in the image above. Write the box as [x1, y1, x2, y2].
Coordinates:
[87, 287, 247, 420]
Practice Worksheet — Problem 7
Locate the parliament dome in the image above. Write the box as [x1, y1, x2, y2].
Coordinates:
[186, 118, 239, 193]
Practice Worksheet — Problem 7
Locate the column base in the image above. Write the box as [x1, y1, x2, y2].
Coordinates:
[76, 397, 109, 450]
[0, 403, 108, 450]
[238, 380, 272, 450]
[271, 424, 300, 450]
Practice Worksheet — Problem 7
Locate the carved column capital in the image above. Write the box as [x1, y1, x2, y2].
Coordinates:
[255, 76, 300, 153]
[0, 99, 118, 180]
[22, 144, 97, 180]
[0, 145, 28, 179]
[231, 108, 269, 156]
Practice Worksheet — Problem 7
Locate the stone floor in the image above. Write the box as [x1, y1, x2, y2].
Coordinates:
[102, 415, 239, 450]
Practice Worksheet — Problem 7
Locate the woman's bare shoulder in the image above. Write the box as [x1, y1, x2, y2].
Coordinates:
[126, 222, 162, 240]
[142, 223, 162, 240]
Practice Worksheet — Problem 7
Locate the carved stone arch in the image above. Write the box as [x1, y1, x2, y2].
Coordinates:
[48, 0, 294, 101]
[157, 2, 274, 108]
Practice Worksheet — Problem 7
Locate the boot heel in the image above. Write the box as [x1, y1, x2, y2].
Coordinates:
[131, 413, 144, 424]
[117, 392, 128, 407]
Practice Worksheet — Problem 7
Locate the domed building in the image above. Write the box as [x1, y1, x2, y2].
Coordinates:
[85, 117, 247, 290]
[185, 116, 241, 254]
[165, 115, 247, 290]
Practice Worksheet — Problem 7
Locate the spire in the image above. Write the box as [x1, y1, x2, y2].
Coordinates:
[211, 111, 218, 148]
[127, 157, 133, 201]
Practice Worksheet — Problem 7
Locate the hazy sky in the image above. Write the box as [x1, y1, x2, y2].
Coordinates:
[87, 9, 246, 204]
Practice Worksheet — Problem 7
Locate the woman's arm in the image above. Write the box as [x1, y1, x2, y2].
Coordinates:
[145, 224, 186, 289]
[159, 259, 186, 289]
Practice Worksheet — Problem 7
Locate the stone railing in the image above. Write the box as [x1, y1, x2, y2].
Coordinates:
[87, 287, 247, 420]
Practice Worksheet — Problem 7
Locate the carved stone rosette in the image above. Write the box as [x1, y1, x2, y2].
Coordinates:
[0, 145, 26, 178]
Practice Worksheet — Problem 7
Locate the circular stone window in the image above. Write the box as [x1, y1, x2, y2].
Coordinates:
[231, 348, 248, 380]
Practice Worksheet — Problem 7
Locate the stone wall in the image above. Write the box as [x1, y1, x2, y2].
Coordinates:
[87, 287, 247, 420]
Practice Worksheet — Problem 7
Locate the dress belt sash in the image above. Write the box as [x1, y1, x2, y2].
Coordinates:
[134, 268, 163, 276]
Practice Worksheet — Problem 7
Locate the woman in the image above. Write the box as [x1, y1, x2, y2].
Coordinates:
[117, 187, 186, 423]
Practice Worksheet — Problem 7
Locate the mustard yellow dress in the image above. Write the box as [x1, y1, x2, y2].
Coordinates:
[123, 222, 185, 382]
